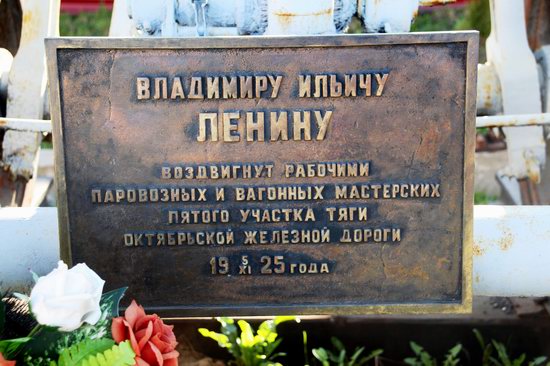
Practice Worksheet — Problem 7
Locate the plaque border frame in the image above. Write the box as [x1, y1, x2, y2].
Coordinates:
[46, 32, 478, 316]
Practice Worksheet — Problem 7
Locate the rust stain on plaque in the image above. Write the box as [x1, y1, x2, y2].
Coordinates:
[46, 33, 478, 317]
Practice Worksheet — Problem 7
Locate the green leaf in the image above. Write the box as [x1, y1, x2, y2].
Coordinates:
[410, 342, 424, 356]
[358, 349, 384, 365]
[99, 288, 127, 319]
[529, 356, 548, 366]
[258, 320, 276, 341]
[198, 329, 230, 348]
[217, 318, 238, 347]
[237, 320, 255, 347]
[303, 331, 310, 366]
[473, 329, 485, 349]
[30, 270, 40, 284]
[349, 346, 365, 364]
[330, 337, 345, 352]
[313, 348, 329, 363]
[21, 325, 65, 357]
[474, 330, 493, 366]
[448, 344, 462, 357]
[80, 340, 135, 366]
[273, 316, 296, 326]
[0, 337, 31, 359]
[493, 341, 512, 366]
[513, 354, 526, 366]
[57, 338, 115, 366]
[12, 293, 30, 303]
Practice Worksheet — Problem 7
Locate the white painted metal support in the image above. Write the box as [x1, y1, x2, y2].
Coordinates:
[486, 0, 546, 183]
[2, 0, 60, 207]
[110, 0, 357, 37]
[359, 0, 419, 33]
[0, 118, 52, 133]
[0, 208, 59, 291]
[109, 0, 134, 37]
[1, 206, 549, 298]
[476, 113, 550, 128]
[6, 0, 59, 120]
[265, 0, 336, 35]
[476, 63, 502, 116]
[473, 206, 550, 297]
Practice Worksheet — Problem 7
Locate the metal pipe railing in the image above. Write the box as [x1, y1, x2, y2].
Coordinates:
[2, 206, 549, 297]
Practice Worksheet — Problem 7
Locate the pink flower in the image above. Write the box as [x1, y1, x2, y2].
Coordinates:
[112, 300, 179, 366]
[0, 352, 16, 366]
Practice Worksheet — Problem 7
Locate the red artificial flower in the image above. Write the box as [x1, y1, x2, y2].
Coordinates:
[0, 352, 15, 366]
[112, 300, 179, 366]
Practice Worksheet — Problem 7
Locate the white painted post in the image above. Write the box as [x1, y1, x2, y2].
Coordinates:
[359, 0, 419, 33]
[2, 0, 60, 206]
[265, 0, 336, 35]
[109, 0, 134, 37]
[486, 0, 545, 183]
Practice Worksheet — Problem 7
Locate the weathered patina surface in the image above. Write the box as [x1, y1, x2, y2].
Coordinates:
[47, 33, 477, 316]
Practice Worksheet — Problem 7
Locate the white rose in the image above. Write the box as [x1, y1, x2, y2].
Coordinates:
[30, 261, 105, 332]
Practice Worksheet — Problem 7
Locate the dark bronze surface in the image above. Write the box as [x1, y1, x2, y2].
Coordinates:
[46, 33, 478, 316]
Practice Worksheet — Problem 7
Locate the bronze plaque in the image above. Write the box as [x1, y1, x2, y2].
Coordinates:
[47, 33, 477, 316]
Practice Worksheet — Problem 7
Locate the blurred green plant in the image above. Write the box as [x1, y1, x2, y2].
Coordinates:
[199, 316, 296, 366]
[474, 192, 498, 205]
[404, 341, 462, 366]
[411, 8, 466, 33]
[412, 0, 490, 36]
[455, 0, 491, 39]
[59, 5, 112, 37]
[473, 329, 549, 366]
[412, 0, 490, 61]
[311, 336, 382, 366]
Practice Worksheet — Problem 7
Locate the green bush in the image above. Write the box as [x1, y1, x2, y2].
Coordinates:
[60, 6, 112, 36]
[199, 317, 296, 366]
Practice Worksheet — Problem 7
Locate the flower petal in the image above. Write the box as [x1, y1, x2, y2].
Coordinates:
[162, 350, 179, 360]
[141, 341, 164, 366]
[136, 314, 158, 331]
[0, 352, 16, 366]
[149, 334, 172, 354]
[111, 317, 127, 343]
[125, 300, 146, 328]
[163, 358, 178, 366]
[29, 261, 104, 332]
[113, 319, 140, 356]
[137, 320, 154, 350]
[81, 308, 102, 326]
[136, 357, 151, 366]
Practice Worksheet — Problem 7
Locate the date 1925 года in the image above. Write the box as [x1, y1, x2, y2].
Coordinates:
[210, 255, 331, 276]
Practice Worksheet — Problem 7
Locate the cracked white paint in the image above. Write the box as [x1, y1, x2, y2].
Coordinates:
[265, 0, 336, 35]
[113, 0, 355, 37]
[473, 205, 550, 297]
[1, 130, 41, 180]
